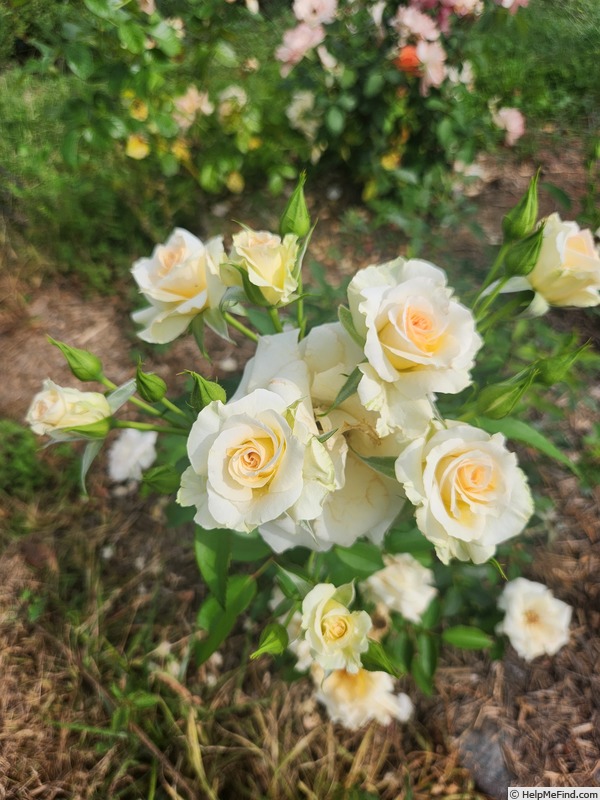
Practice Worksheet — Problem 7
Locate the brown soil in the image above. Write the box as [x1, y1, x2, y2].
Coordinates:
[1, 138, 599, 798]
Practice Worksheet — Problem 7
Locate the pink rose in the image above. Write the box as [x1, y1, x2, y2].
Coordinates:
[492, 107, 525, 146]
[416, 40, 447, 95]
[276, 23, 326, 76]
[293, 0, 337, 26]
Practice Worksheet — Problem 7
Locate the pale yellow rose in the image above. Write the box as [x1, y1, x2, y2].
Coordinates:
[301, 583, 372, 673]
[131, 228, 226, 343]
[26, 380, 111, 440]
[395, 421, 533, 564]
[496, 578, 571, 661]
[313, 667, 413, 730]
[226, 229, 299, 306]
[528, 213, 600, 309]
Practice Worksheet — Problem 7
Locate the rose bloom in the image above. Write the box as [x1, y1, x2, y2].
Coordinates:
[496, 578, 572, 661]
[226, 229, 300, 306]
[27, 380, 111, 441]
[232, 325, 409, 552]
[276, 23, 326, 76]
[492, 106, 525, 147]
[107, 429, 158, 482]
[394, 45, 421, 76]
[125, 134, 150, 160]
[362, 553, 437, 623]
[302, 583, 371, 673]
[395, 421, 534, 564]
[526, 213, 600, 310]
[178, 388, 315, 533]
[348, 258, 481, 436]
[391, 6, 440, 43]
[293, 0, 337, 26]
[173, 86, 214, 130]
[131, 228, 226, 344]
[314, 667, 413, 730]
[416, 40, 447, 95]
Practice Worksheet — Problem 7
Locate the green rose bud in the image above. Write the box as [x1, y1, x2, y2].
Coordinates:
[279, 171, 311, 239]
[136, 362, 167, 403]
[185, 370, 226, 413]
[537, 341, 590, 386]
[475, 367, 538, 419]
[48, 337, 103, 382]
[504, 223, 546, 278]
[502, 169, 539, 242]
[63, 417, 112, 439]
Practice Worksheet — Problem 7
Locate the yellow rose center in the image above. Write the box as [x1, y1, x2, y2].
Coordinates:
[324, 669, 372, 702]
[524, 609, 540, 626]
[404, 306, 440, 352]
[321, 615, 349, 642]
[378, 304, 444, 370]
[157, 242, 187, 277]
[227, 435, 281, 488]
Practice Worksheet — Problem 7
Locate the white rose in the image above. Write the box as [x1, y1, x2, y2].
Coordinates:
[131, 228, 226, 343]
[496, 578, 572, 661]
[233, 326, 406, 552]
[314, 668, 413, 730]
[301, 583, 372, 673]
[107, 429, 158, 482]
[362, 553, 437, 623]
[226, 229, 299, 306]
[527, 213, 600, 310]
[177, 388, 311, 533]
[395, 421, 533, 564]
[348, 258, 482, 403]
[26, 379, 111, 440]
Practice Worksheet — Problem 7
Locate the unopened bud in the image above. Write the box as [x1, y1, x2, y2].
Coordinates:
[504, 223, 545, 277]
[48, 337, 103, 382]
[502, 169, 539, 242]
[185, 371, 226, 413]
[279, 171, 311, 239]
[476, 368, 538, 419]
[136, 362, 167, 403]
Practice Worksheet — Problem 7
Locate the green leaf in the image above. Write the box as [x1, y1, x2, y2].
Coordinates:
[190, 315, 209, 360]
[61, 130, 80, 168]
[325, 106, 345, 136]
[385, 526, 434, 558]
[442, 625, 493, 650]
[332, 541, 384, 578]
[410, 653, 433, 695]
[351, 452, 397, 480]
[65, 43, 94, 80]
[419, 597, 441, 629]
[315, 428, 338, 444]
[275, 564, 313, 600]
[194, 527, 232, 609]
[250, 622, 289, 660]
[472, 416, 581, 477]
[195, 575, 256, 665]
[150, 20, 183, 57]
[361, 640, 401, 677]
[338, 305, 365, 347]
[364, 72, 385, 98]
[230, 532, 271, 562]
[81, 440, 103, 494]
[416, 632, 437, 677]
[142, 464, 181, 494]
[118, 22, 146, 54]
[322, 366, 362, 415]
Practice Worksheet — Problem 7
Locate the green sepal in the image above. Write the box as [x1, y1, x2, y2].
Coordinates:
[250, 622, 289, 660]
[361, 639, 402, 678]
[338, 305, 366, 347]
[503, 223, 545, 277]
[502, 169, 539, 242]
[135, 361, 167, 403]
[279, 171, 311, 239]
[142, 464, 181, 494]
[184, 371, 226, 413]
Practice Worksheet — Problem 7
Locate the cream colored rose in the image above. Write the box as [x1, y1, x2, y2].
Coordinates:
[313, 667, 413, 730]
[232, 326, 407, 553]
[496, 578, 572, 661]
[131, 228, 226, 343]
[177, 388, 311, 533]
[362, 553, 437, 623]
[395, 421, 533, 564]
[226, 229, 299, 306]
[301, 583, 372, 673]
[348, 259, 482, 427]
[26, 379, 111, 440]
[527, 213, 600, 310]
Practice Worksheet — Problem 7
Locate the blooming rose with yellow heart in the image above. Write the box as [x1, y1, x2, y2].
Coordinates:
[132, 228, 226, 344]
[225, 228, 300, 306]
[395, 421, 533, 564]
[301, 583, 371, 673]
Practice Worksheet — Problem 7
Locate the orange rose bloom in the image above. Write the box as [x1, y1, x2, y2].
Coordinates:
[394, 45, 421, 75]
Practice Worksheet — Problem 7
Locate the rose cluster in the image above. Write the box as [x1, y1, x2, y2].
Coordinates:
[26, 178, 596, 729]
